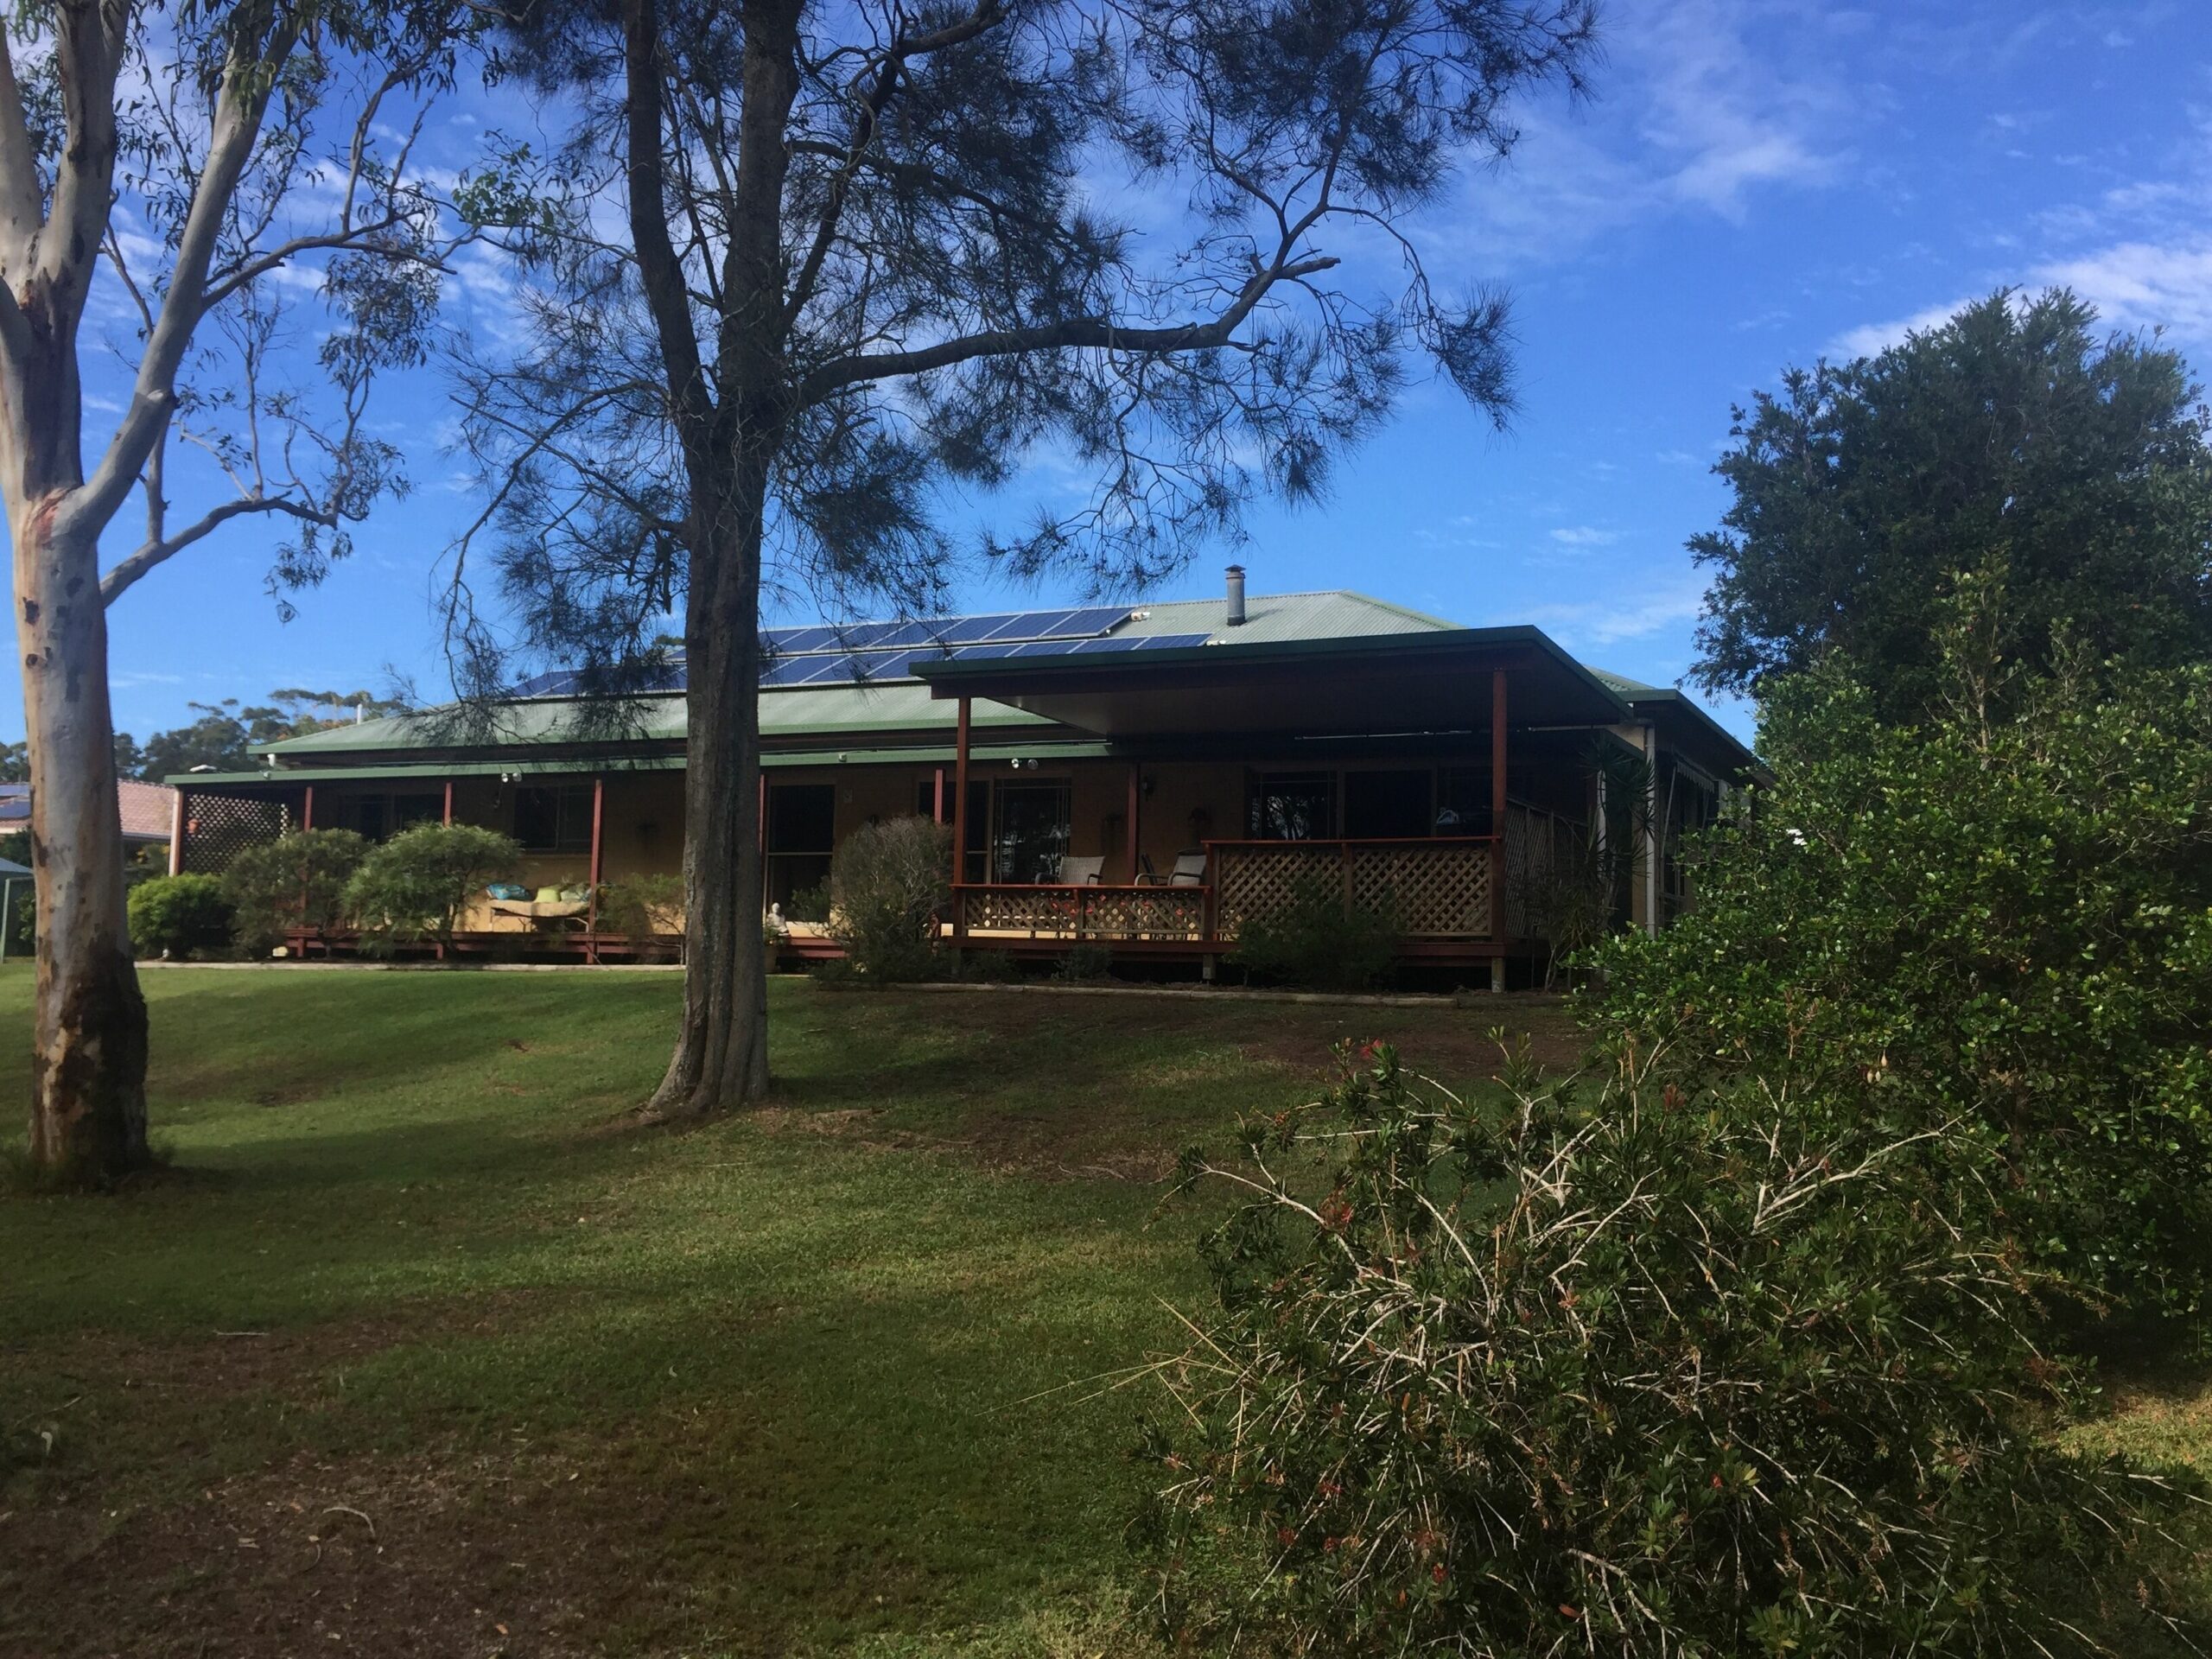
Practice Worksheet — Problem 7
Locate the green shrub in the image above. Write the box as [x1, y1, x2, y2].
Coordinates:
[1591, 651, 2212, 1328]
[955, 948, 1021, 983]
[828, 815, 950, 983]
[597, 873, 684, 944]
[125, 874, 232, 959]
[1057, 940, 1114, 982]
[219, 829, 371, 952]
[342, 823, 520, 951]
[1228, 873, 1397, 992]
[1145, 1047, 2198, 1656]
[785, 878, 832, 925]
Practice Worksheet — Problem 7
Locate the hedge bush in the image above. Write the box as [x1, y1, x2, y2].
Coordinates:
[125, 874, 232, 959]
[342, 823, 521, 950]
[1590, 655, 2212, 1327]
[828, 815, 950, 982]
[220, 829, 370, 952]
[1145, 1046, 2199, 1656]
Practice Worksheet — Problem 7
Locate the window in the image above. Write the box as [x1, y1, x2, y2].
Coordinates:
[765, 782, 835, 910]
[991, 780, 1071, 883]
[513, 785, 595, 854]
[330, 790, 445, 843]
[1343, 769, 1433, 838]
[1248, 772, 1336, 840]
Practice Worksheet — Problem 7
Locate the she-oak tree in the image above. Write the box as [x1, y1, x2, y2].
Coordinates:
[461, 0, 1599, 1118]
[1, 1, 490, 1182]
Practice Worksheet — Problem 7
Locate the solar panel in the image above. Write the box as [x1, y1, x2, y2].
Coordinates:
[1066, 631, 1214, 653]
[1054, 605, 1135, 637]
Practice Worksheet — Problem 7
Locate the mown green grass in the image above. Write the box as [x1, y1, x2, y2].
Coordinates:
[0, 969, 1566, 1657]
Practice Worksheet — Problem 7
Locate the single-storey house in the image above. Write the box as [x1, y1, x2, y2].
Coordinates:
[165, 570, 1757, 986]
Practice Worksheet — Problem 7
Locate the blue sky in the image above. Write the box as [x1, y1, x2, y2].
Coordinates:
[17, 0, 2212, 747]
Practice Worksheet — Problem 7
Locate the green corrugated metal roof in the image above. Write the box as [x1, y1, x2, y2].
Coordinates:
[246, 588, 1749, 768]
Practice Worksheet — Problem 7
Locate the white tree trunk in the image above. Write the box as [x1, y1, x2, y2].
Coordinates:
[10, 500, 149, 1178]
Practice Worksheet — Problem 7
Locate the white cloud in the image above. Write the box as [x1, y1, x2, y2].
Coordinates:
[1548, 525, 1619, 547]
[1826, 296, 1972, 359]
[2033, 238, 2212, 346]
[1423, 0, 1852, 270]
[1523, 571, 1709, 648]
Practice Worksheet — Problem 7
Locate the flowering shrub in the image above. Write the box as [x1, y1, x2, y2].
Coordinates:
[1142, 1046, 2197, 1656]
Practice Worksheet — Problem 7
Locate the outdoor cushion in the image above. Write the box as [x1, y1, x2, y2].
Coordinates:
[535, 886, 564, 903]
[486, 883, 529, 900]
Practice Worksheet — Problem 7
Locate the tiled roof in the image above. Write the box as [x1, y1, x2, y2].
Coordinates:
[0, 779, 175, 840]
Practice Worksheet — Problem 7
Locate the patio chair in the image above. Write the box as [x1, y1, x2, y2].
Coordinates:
[1055, 854, 1105, 886]
[1159, 849, 1207, 886]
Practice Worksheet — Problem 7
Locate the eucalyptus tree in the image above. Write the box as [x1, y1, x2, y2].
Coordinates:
[459, 0, 1598, 1118]
[0, 1, 483, 1181]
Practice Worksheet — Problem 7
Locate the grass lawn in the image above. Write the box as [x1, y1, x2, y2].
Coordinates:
[0, 969, 1580, 1658]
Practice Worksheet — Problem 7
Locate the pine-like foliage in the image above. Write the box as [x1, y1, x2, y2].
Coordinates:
[1142, 1046, 2200, 1656]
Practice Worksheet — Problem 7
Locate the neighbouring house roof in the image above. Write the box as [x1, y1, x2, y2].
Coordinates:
[0, 855, 29, 877]
[228, 587, 1758, 776]
[0, 778, 176, 842]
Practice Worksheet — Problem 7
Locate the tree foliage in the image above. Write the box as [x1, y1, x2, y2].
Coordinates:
[1689, 290, 2212, 720]
[1592, 623, 2212, 1326]
[1146, 1046, 2200, 1657]
[122, 690, 411, 780]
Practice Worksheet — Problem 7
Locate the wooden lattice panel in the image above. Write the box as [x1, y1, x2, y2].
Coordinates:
[1503, 804, 1584, 938]
[1212, 845, 1338, 941]
[1353, 843, 1491, 937]
[1215, 840, 1498, 942]
[181, 793, 291, 875]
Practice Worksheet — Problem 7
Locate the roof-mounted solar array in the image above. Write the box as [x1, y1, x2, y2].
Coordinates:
[507, 606, 1212, 698]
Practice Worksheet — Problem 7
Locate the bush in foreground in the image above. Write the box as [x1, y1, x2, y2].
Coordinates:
[1142, 1046, 2196, 1657]
[220, 828, 370, 951]
[343, 823, 521, 951]
[1591, 654, 2212, 1328]
[829, 815, 950, 982]
[125, 874, 232, 959]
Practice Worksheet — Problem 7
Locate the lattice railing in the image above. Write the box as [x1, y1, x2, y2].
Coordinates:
[179, 791, 293, 875]
[1211, 838, 1497, 941]
[957, 883, 1208, 941]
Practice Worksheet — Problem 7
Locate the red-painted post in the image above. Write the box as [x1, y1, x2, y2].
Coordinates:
[586, 775, 605, 963]
[951, 697, 971, 943]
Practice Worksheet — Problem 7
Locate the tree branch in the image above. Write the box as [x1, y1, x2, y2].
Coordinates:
[621, 0, 714, 435]
[100, 493, 334, 607]
[65, 14, 306, 544]
[0, 30, 44, 264]
[798, 255, 1338, 404]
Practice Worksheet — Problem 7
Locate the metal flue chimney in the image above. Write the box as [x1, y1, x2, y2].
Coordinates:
[1224, 563, 1246, 626]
